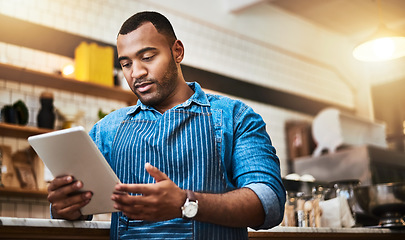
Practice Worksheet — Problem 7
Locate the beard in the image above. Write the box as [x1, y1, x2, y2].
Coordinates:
[132, 55, 179, 108]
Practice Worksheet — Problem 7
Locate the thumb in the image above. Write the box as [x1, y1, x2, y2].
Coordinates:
[145, 163, 169, 182]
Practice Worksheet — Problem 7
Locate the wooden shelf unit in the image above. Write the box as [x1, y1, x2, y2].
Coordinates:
[0, 123, 51, 139]
[0, 14, 137, 200]
[0, 123, 50, 198]
[0, 63, 138, 199]
[0, 187, 48, 198]
[0, 63, 137, 105]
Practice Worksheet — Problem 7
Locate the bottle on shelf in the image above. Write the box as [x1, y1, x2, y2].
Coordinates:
[37, 91, 55, 129]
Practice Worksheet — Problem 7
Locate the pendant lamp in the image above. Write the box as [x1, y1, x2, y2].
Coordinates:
[352, 0, 405, 62]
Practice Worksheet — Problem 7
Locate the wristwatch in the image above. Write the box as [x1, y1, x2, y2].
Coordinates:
[181, 190, 198, 219]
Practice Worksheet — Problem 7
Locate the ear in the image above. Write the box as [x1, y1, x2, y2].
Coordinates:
[172, 40, 184, 63]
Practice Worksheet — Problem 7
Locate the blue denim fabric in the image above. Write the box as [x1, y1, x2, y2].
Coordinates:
[89, 82, 285, 237]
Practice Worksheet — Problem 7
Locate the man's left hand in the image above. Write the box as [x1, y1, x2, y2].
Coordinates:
[111, 163, 186, 221]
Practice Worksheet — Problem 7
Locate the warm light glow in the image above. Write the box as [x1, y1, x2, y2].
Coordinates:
[372, 37, 395, 59]
[62, 64, 75, 77]
[353, 0, 405, 61]
[353, 36, 405, 62]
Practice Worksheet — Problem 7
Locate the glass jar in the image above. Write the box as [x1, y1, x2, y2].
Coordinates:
[331, 179, 360, 218]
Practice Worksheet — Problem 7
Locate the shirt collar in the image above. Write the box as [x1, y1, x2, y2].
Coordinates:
[126, 82, 210, 115]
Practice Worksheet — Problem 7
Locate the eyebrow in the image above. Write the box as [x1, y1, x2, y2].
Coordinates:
[118, 47, 158, 62]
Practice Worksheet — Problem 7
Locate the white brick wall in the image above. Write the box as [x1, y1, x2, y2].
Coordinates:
[0, 196, 50, 219]
[0, 0, 355, 108]
[0, 42, 125, 219]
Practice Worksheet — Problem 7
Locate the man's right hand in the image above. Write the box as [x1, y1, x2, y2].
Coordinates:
[47, 175, 92, 220]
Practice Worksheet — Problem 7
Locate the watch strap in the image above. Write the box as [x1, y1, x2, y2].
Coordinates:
[186, 190, 197, 202]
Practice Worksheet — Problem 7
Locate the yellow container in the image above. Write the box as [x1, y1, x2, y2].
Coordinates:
[74, 42, 114, 87]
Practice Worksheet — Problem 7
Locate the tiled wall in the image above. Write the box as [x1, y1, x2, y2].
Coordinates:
[0, 195, 50, 219]
[0, 195, 111, 221]
[0, 0, 346, 219]
[0, 0, 355, 109]
[0, 43, 126, 220]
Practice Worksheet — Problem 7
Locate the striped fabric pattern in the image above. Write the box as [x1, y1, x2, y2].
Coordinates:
[110, 105, 247, 239]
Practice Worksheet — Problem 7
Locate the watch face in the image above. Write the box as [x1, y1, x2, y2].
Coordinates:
[184, 202, 198, 218]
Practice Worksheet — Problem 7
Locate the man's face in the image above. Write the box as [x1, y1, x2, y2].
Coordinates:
[117, 22, 179, 108]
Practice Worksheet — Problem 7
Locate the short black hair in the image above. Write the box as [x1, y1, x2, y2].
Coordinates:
[118, 11, 177, 46]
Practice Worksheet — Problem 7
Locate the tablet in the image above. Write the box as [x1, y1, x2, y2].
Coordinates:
[28, 126, 121, 215]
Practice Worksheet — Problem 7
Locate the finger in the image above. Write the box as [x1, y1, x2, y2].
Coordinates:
[47, 180, 86, 202]
[114, 183, 157, 196]
[48, 175, 74, 192]
[145, 163, 169, 182]
[51, 191, 92, 209]
[112, 193, 154, 206]
[112, 198, 156, 220]
[53, 197, 91, 220]
[111, 190, 130, 203]
[113, 199, 145, 212]
[53, 195, 90, 212]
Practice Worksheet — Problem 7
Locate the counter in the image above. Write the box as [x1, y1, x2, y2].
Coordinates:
[248, 226, 405, 239]
[1, 217, 404, 239]
[0, 217, 109, 240]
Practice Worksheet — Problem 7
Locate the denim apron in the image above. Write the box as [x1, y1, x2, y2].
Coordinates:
[109, 105, 248, 239]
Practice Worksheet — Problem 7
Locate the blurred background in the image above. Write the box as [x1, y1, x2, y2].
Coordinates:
[1, 0, 405, 222]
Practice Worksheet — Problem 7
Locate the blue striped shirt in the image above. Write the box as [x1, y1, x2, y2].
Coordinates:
[89, 82, 285, 239]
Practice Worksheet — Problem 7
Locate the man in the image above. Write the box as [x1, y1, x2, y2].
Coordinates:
[47, 11, 285, 239]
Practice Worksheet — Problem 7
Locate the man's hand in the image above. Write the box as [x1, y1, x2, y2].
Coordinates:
[111, 163, 265, 228]
[111, 163, 186, 221]
[47, 175, 93, 220]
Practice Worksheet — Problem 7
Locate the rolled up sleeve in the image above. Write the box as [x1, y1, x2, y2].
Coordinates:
[246, 183, 283, 229]
[231, 103, 286, 229]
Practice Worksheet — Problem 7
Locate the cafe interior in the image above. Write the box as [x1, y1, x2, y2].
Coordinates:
[1, 0, 405, 239]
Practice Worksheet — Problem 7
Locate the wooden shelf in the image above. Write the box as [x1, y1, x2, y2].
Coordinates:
[0, 124, 49, 199]
[0, 187, 48, 198]
[0, 123, 52, 139]
[0, 63, 137, 105]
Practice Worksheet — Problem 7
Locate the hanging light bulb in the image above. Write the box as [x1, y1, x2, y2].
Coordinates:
[372, 37, 394, 58]
[353, 24, 405, 62]
[352, 0, 405, 62]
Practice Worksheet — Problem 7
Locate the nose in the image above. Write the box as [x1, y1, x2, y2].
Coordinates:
[131, 62, 147, 79]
